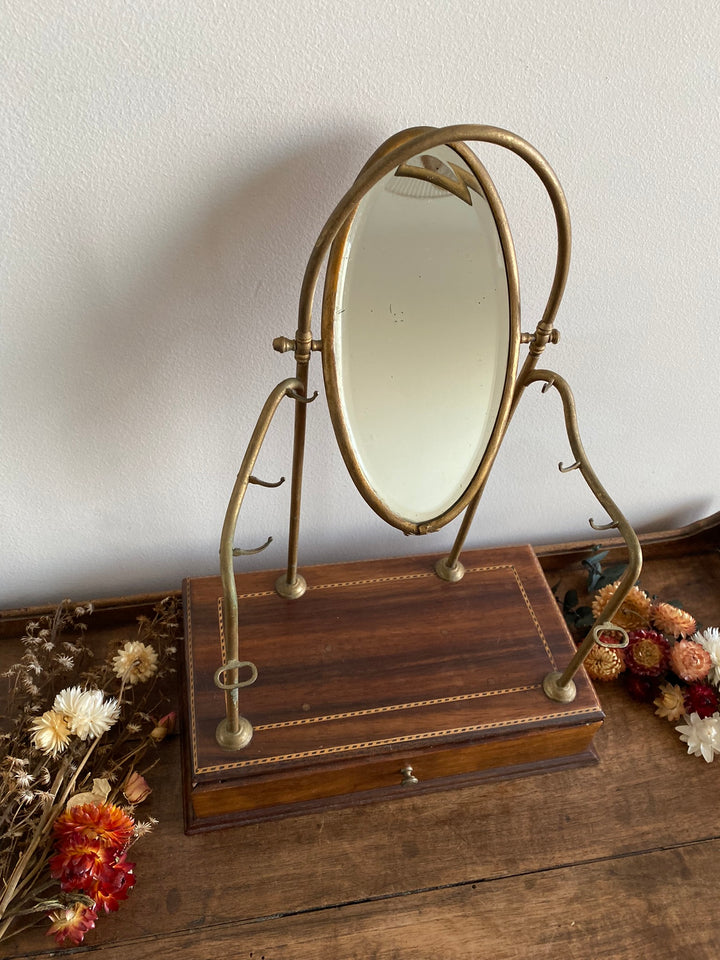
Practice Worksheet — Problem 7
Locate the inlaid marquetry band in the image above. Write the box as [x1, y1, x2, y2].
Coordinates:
[195, 706, 600, 774]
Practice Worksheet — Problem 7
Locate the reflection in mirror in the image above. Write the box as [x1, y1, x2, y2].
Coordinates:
[324, 145, 516, 528]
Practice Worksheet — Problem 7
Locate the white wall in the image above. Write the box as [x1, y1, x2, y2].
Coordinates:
[2, 0, 718, 607]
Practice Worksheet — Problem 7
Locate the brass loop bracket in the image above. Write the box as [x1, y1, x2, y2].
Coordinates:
[592, 622, 629, 649]
[214, 660, 259, 692]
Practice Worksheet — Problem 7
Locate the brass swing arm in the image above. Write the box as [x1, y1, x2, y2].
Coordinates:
[523, 369, 643, 702]
[215, 376, 309, 749]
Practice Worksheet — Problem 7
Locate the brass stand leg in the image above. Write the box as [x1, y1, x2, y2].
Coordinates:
[525, 370, 642, 703]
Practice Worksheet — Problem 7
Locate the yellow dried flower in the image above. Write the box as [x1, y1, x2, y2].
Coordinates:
[31, 710, 71, 756]
[651, 601, 696, 639]
[584, 643, 625, 682]
[591, 581, 651, 630]
[112, 641, 158, 685]
[653, 682, 686, 722]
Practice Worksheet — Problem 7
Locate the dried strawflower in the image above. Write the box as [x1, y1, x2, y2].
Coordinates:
[694, 627, 720, 686]
[53, 687, 120, 741]
[591, 581, 652, 630]
[584, 643, 625, 682]
[651, 601, 696, 639]
[50, 803, 137, 915]
[112, 641, 159, 685]
[0, 597, 179, 945]
[53, 802, 135, 851]
[123, 771, 152, 804]
[47, 902, 97, 946]
[149, 711, 176, 742]
[624, 629, 670, 678]
[669, 639, 711, 683]
[676, 712, 720, 762]
[625, 674, 658, 703]
[653, 683, 686, 722]
[684, 683, 720, 719]
[31, 710, 71, 756]
[91, 854, 136, 913]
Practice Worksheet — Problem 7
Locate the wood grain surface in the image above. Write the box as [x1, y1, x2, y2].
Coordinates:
[3, 515, 720, 957]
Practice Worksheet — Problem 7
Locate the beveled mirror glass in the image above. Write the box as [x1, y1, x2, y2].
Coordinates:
[322, 143, 519, 531]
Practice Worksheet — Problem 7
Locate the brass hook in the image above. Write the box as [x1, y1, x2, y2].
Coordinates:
[249, 475, 286, 488]
[287, 389, 319, 404]
[233, 536, 272, 557]
[558, 460, 581, 473]
[588, 517, 619, 531]
[541, 377, 556, 394]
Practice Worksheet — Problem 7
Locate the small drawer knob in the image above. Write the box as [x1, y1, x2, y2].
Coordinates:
[400, 765, 419, 787]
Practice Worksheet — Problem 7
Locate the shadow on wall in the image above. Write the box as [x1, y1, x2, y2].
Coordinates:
[32, 124, 383, 600]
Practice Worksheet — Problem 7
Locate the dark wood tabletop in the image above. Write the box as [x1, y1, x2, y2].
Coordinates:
[4, 515, 720, 959]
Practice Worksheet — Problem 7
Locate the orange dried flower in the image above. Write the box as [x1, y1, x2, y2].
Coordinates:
[50, 801, 137, 920]
[47, 901, 97, 946]
[584, 643, 625, 682]
[651, 602, 696, 638]
[53, 802, 134, 850]
[592, 581, 651, 630]
[669, 639, 711, 682]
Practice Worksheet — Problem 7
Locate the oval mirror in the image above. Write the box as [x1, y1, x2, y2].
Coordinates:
[322, 139, 520, 534]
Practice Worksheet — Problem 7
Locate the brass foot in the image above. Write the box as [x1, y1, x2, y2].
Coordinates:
[542, 670, 577, 703]
[275, 572, 307, 599]
[215, 716, 254, 750]
[434, 556, 465, 582]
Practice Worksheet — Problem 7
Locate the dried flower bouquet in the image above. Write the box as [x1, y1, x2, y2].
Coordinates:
[559, 553, 720, 763]
[0, 598, 179, 946]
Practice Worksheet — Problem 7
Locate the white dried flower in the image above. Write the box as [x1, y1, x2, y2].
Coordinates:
[53, 686, 120, 741]
[112, 641, 158, 684]
[676, 712, 720, 763]
[57, 655, 74, 670]
[14, 771, 35, 790]
[31, 710, 71, 756]
[694, 627, 720, 686]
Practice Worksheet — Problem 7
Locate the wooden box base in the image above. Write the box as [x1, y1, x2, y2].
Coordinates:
[181, 545, 602, 832]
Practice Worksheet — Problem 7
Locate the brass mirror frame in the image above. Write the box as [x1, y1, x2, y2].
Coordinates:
[276, 124, 573, 597]
[213, 124, 642, 752]
[320, 135, 521, 535]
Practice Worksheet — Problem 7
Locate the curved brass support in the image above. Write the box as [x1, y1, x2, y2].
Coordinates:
[426, 127, 570, 571]
[218, 376, 304, 750]
[524, 369, 642, 702]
